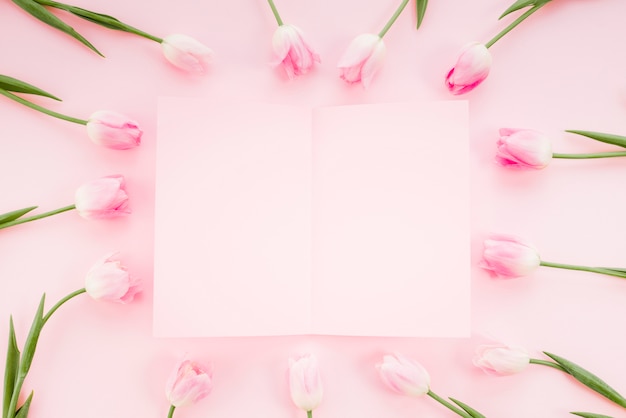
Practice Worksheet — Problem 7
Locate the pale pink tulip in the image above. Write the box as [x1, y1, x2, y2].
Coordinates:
[85, 252, 140, 303]
[496, 128, 553, 169]
[446, 42, 492, 95]
[480, 235, 541, 279]
[289, 354, 323, 412]
[473, 344, 530, 376]
[377, 353, 430, 397]
[74, 175, 130, 220]
[272, 24, 320, 79]
[161, 34, 213, 73]
[338, 33, 386, 88]
[165, 359, 213, 408]
[86, 110, 142, 150]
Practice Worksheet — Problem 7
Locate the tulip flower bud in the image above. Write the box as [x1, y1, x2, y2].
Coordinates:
[86, 110, 142, 150]
[161, 34, 213, 73]
[480, 235, 541, 279]
[272, 24, 320, 79]
[473, 344, 531, 375]
[445, 42, 492, 95]
[337, 33, 386, 88]
[165, 359, 213, 408]
[289, 354, 323, 412]
[496, 128, 553, 169]
[74, 175, 130, 220]
[377, 353, 431, 397]
[85, 252, 140, 303]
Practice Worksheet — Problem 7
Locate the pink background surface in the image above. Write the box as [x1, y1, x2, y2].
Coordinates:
[1, 0, 625, 417]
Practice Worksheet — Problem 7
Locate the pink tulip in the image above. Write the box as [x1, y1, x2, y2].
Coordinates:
[376, 353, 430, 397]
[161, 34, 213, 73]
[289, 354, 323, 412]
[480, 235, 541, 279]
[165, 359, 213, 408]
[85, 252, 140, 303]
[445, 42, 492, 95]
[272, 24, 320, 79]
[337, 33, 386, 88]
[473, 344, 530, 376]
[496, 128, 553, 169]
[74, 175, 130, 220]
[86, 110, 142, 150]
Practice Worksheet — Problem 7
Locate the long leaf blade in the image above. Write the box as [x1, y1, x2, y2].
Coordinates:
[449, 397, 486, 418]
[0, 207, 38, 226]
[544, 352, 626, 408]
[416, 0, 428, 29]
[13, 391, 32, 418]
[18, 295, 45, 378]
[571, 413, 615, 418]
[2, 318, 20, 418]
[0, 76, 59, 101]
[10, 0, 104, 56]
[566, 130, 626, 149]
[499, 0, 535, 19]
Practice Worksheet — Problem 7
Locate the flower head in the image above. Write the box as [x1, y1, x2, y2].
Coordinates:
[85, 252, 140, 303]
[272, 24, 320, 79]
[473, 344, 530, 376]
[289, 354, 323, 412]
[74, 175, 130, 220]
[165, 359, 213, 408]
[446, 42, 492, 95]
[376, 353, 430, 397]
[161, 34, 213, 73]
[497, 128, 552, 169]
[480, 235, 541, 279]
[86, 110, 142, 150]
[337, 33, 386, 88]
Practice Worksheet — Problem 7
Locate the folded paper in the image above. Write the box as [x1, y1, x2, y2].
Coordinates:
[154, 99, 470, 337]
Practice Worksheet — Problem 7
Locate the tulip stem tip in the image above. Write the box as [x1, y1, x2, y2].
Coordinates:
[267, 0, 284, 26]
[167, 405, 176, 418]
[540, 261, 626, 279]
[485, 5, 544, 49]
[0, 204, 76, 231]
[42, 288, 86, 325]
[529, 358, 567, 372]
[427, 391, 473, 418]
[552, 151, 626, 159]
[307, 410, 313, 418]
[378, 0, 410, 38]
[0, 89, 87, 125]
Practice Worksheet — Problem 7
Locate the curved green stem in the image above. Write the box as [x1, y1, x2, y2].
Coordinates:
[34, 0, 163, 43]
[167, 405, 176, 418]
[427, 391, 472, 418]
[0, 205, 76, 230]
[485, 5, 543, 49]
[530, 358, 567, 372]
[42, 288, 86, 325]
[307, 410, 313, 418]
[379, 0, 410, 38]
[267, 0, 284, 26]
[553, 152, 626, 159]
[0, 89, 86, 125]
[540, 261, 626, 279]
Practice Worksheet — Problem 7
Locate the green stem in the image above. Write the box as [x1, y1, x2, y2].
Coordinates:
[540, 261, 626, 279]
[553, 152, 626, 159]
[167, 405, 176, 418]
[485, 5, 544, 48]
[34, 0, 163, 43]
[530, 358, 567, 372]
[427, 391, 472, 418]
[267, 0, 284, 26]
[0, 204, 76, 230]
[42, 288, 86, 325]
[307, 411, 313, 418]
[0, 89, 86, 125]
[378, 0, 410, 38]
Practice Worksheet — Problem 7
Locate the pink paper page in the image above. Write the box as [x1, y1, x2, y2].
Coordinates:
[311, 102, 470, 336]
[154, 99, 313, 337]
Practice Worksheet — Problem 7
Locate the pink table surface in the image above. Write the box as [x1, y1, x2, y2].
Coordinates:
[1, 0, 625, 417]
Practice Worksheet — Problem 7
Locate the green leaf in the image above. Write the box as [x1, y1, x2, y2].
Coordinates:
[499, 0, 552, 19]
[566, 130, 626, 149]
[0, 207, 38, 226]
[17, 295, 45, 378]
[13, 391, 32, 418]
[416, 0, 428, 30]
[0, 76, 59, 101]
[544, 352, 626, 408]
[10, 0, 104, 56]
[3, 318, 20, 418]
[571, 413, 615, 418]
[449, 397, 486, 418]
